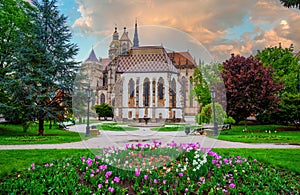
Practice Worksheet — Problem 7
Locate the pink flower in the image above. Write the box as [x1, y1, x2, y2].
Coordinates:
[154, 179, 158, 183]
[185, 188, 188, 192]
[163, 180, 166, 185]
[229, 183, 235, 188]
[113, 177, 121, 183]
[105, 171, 112, 178]
[178, 173, 183, 177]
[90, 173, 94, 177]
[135, 170, 140, 177]
[45, 163, 49, 167]
[216, 164, 220, 168]
[98, 184, 102, 189]
[108, 187, 114, 193]
[66, 163, 69, 167]
[144, 175, 148, 180]
[253, 159, 257, 163]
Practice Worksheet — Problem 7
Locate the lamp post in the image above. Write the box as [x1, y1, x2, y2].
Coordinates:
[210, 86, 218, 136]
[86, 83, 92, 137]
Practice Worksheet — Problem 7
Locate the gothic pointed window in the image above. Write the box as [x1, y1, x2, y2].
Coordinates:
[182, 77, 187, 107]
[143, 78, 150, 107]
[169, 78, 176, 108]
[189, 76, 193, 107]
[128, 79, 135, 107]
[158, 77, 164, 107]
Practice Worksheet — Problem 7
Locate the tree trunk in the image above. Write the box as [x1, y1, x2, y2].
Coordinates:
[49, 120, 52, 129]
[38, 119, 44, 136]
[79, 117, 82, 124]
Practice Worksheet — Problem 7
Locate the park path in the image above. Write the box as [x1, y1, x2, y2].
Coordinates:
[0, 124, 299, 150]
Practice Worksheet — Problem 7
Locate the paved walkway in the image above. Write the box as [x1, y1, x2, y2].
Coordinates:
[0, 124, 299, 150]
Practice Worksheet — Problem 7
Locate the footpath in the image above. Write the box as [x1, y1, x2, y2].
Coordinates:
[0, 124, 299, 150]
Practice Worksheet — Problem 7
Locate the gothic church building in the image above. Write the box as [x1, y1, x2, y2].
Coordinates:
[82, 21, 199, 122]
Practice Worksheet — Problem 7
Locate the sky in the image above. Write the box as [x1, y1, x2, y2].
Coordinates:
[27, 0, 300, 63]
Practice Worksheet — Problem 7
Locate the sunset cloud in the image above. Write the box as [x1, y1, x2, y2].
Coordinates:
[71, 0, 300, 62]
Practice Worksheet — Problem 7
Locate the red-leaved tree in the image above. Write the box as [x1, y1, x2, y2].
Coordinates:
[221, 54, 283, 126]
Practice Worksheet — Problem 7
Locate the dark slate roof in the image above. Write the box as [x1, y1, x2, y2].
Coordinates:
[85, 49, 99, 62]
[116, 46, 179, 74]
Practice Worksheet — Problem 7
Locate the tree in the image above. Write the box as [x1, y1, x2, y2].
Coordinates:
[196, 103, 226, 125]
[256, 44, 300, 94]
[221, 54, 283, 126]
[0, 0, 38, 131]
[280, 0, 300, 9]
[276, 93, 300, 129]
[1, 0, 79, 134]
[29, 0, 79, 134]
[191, 65, 211, 107]
[94, 104, 113, 120]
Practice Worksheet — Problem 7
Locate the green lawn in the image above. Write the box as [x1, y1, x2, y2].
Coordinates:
[216, 125, 300, 144]
[0, 149, 93, 178]
[151, 124, 201, 131]
[97, 123, 138, 131]
[0, 123, 86, 145]
[0, 148, 299, 179]
[214, 148, 300, 174]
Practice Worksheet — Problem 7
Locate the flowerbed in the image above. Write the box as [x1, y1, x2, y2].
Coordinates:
[1, 141, 299, 194]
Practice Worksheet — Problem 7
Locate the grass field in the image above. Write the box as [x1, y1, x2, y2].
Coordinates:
[216, 125, 300, 144]
[0, 123, 86, 145]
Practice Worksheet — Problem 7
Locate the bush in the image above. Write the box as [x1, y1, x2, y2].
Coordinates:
[223, 116, 236, 124]
[94, 104, 113, 120]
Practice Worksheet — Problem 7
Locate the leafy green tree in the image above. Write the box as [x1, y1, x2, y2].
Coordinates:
[280, 0, 300, 9]
[191, 65, 211, 107]
[94, 103, 113, 120]
[221, 54, 283, 127]
[196, 103, 226, 125]
[0, 0, 37, 131]
[1, 0, 79, 134]
[277, 93, 300, 129]
[256, 44, 300, 94]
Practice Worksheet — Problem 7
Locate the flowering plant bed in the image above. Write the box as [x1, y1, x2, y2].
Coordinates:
[1, 141, 299, 194]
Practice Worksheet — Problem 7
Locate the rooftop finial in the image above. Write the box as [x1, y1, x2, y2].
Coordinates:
[133, 18, 139, 47]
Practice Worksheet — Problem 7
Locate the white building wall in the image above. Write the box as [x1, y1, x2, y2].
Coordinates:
[119, 72, 183, 120]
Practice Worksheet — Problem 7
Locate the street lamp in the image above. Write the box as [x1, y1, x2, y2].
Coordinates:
[86, 83, 92, 137]
[210, 86, 218, 136]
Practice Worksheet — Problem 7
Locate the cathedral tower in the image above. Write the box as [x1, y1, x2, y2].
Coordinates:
[120, 27, 132, 55]
[109, 27, 121, 60]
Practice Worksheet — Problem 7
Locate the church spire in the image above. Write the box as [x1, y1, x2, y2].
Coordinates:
[133, 18, 139, 47]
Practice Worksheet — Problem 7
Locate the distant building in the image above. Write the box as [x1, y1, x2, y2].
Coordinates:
[81, 20, 199, 122]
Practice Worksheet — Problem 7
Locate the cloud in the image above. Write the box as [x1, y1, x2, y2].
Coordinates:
[73, 0, 300, 62]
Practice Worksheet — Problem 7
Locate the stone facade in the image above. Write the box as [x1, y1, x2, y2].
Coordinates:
[81, 21, 199, 122]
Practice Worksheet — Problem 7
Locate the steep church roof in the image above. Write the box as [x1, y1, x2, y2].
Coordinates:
[116, 46, 179, 74]
[85, 48, 99, 62]
[167, 51, 196, 68]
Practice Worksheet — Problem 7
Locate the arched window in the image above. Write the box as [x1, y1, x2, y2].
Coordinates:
[169, 78, 176, 108]
[182, 77, 187, 107]
[100, 93, 105, 104]
[157, 77, 164, 107]
[143, 78, 150, 107]
[190, 76, 193, 107]
[128, 79, 135, 107]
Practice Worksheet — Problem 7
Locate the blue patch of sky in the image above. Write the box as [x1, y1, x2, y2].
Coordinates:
[224, 17, 273, 41]
[57, 0, 80, 26]
[225, 17, 254, 40]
